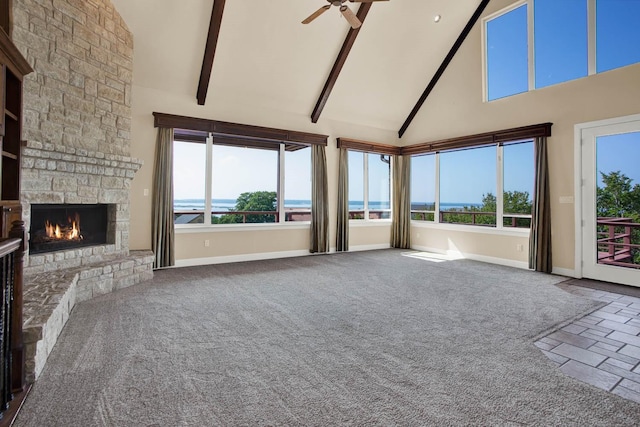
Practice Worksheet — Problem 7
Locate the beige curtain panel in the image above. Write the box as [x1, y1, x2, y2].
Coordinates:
[529, 136, 552, 273]
[151, 127, 175, 269]
[391, 155, 411, 249]
[311, 144, 329, 253]
[336, 148, 349, 252]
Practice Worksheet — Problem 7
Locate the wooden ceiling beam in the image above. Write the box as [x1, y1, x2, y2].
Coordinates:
[310, 3, 373, 124]
[398, 0, 491, 138]
[196, 0, 226, 106]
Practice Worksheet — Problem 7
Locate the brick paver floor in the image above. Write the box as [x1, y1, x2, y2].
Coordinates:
[535, 282, 640, 403]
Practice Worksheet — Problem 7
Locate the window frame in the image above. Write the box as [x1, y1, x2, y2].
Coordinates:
[410, 139, 534, 233]
[347, 151, 393, 222]
[173, 133, 312, 229]
[482, 0, 638, 102]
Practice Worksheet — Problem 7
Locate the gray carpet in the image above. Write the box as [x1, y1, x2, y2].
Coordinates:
[14, 249, 640, 426]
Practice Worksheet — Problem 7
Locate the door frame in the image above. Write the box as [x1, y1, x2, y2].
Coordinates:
[574, 113, 640, 283]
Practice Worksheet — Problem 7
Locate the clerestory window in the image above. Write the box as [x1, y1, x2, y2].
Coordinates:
[484, 0, 640, 101]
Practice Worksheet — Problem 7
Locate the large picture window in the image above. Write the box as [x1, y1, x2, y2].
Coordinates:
[411, 140, 534, 229]
[173, 136, 311, 226]
[484, 0, 640, 100]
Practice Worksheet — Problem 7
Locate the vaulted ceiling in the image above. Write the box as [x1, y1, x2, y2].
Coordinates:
[110, 0, 483, 136]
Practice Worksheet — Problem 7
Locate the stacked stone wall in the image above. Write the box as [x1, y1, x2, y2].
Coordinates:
[13, 0, 133, 156]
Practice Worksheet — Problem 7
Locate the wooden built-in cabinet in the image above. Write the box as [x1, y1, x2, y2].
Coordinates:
[0, 23, 32, 425]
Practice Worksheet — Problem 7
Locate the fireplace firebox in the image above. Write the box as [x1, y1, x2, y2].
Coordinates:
[29, 204, 111, 254]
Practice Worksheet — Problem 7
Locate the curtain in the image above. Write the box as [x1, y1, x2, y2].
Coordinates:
[151, 127, 175, 269]
[336, 148, 349, 251]
[311, 144, 329, 253]
[529, 136, 552, 273]
[391, 155, 411, 249]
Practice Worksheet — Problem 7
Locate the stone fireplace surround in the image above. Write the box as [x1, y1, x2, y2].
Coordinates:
[20, 141, 154, 382]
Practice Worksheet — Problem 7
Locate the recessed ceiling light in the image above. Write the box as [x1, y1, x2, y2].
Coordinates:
[434, 15, 441, 23]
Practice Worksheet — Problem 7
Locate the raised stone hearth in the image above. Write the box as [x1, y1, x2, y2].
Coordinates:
[23, 251, 154, 382]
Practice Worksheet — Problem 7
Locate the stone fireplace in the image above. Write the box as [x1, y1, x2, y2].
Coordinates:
[21, 142, 143, 274]
[29, 203, 112, 255]
[11, 0, 156, 382]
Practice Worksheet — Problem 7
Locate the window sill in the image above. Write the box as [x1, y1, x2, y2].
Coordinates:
[175, 222, 310, 234]
[349, 219, 392, 227]
[411, 220, 530, 237]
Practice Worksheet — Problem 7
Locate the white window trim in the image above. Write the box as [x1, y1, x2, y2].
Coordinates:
[175, 222, 311, 234]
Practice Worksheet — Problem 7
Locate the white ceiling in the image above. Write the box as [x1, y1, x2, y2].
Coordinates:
[110, 0, 481, 133]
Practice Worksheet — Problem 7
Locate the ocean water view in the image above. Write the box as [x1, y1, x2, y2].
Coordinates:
[174, 199, 480, 212]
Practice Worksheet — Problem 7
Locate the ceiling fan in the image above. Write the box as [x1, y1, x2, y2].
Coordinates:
[302, 0, 389, 29]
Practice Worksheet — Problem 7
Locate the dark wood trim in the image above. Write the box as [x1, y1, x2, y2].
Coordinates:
[398, 0, 491, 138]
[0, 27, 32, 76]
[155, 112, 329, 146]
[310, 3, 372, 124]
[400, 122, 552, 156]
[174, 130, 307, 152]
[0, 0, 11, 39]
[337, 137, 401, 156]
[196, 0, 226, 106]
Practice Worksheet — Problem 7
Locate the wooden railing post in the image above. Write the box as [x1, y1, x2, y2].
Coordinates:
[608, 225, 615, 259]
[8, 221, 25, 392]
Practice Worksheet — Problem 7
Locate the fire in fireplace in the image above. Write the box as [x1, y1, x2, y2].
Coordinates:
[29, 204, 111, 254]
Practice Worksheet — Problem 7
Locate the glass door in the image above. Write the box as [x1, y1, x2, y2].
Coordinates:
[580, 117, 640, 287]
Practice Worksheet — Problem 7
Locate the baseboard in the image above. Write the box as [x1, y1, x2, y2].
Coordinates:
[174, 249, 312, 267]
[349, 244, 392, 252]
[410, 244, 529, 270]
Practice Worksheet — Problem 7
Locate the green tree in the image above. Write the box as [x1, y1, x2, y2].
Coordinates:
[597, 171, 640, 218]
[212, 191, 277, 224]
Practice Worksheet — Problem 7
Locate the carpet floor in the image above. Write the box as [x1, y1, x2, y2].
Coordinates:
[14, 249, 640, 426]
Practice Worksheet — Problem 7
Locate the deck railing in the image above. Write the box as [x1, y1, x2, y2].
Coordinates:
[174, 210, 313, 224]
[597, 217, 640, 269]
[411, 210, 532, 228]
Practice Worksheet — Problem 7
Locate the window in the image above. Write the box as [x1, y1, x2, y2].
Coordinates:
[411, 141, 534, 229]
[211, 145, 278, 224]
[484, 0, 640, 100]
[368, 154, 391, 220]
[534, 0, 588, 89]
[173, 141, 207, 224]
[348, 151, 391, 220]
[440, 146, 497, 226]
[596, 0, 640, 73]
[503, 141, 534, 227]
[284, 147, 312, 221]
[173, 136, 311, 225]
[486, 3, 529, 101]
[410, 154, 436, 221]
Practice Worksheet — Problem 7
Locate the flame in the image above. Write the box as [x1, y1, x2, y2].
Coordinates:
[44, 213, 82, 240]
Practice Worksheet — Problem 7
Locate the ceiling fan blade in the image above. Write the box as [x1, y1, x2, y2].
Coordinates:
[302, 5, 331, 24]
[340, 5, 362, 29]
